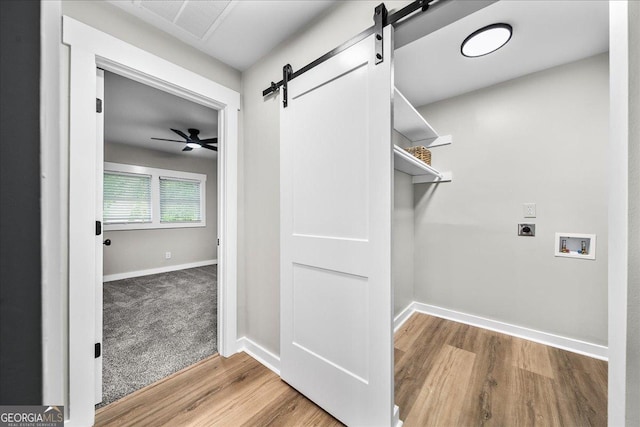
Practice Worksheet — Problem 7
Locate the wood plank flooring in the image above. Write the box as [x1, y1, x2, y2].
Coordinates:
[394, 314, 607, 427]
[95, 352, 341, 427]
[96, 313, 607, 426]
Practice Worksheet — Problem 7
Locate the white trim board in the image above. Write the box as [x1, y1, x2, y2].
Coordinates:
[394, 405, 403, 427]
[393, 303, 416, 334]
[236, 337, 281, 376]
[235, 342, 412, 427]
[40, 0, 64, 406]
[236, 337, 401, 427]
[394, 302, 608, 361]
[61, 16, 239, 426]
[608, 2, 635, 426]
[103, 259, 217, 282]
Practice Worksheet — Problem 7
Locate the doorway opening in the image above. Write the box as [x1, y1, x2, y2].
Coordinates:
[97, 70, 220, 407]
[61, 16, 240, 425]
[390, 0, 609, 424]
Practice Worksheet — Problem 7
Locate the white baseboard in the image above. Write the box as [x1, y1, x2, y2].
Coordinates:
[394, 303, 416, 333]
[237, 337, 403, 425]
[103, 259, 217, 282]
[395, 301, 608, 361]
[236, 336, 281, 375]
[393, 404, 403, 427]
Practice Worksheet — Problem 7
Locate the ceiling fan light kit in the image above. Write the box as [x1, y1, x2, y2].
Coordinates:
[461, 23, 513, 58]
[151, 127, 218, 152]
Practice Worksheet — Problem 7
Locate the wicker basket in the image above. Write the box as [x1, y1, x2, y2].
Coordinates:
[404, 146, 431, 166]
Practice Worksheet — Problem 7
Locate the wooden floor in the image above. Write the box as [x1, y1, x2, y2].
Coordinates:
[394, 314, 607, 427]
[96, 313, 607, 426]
[95, 351, 342, 427]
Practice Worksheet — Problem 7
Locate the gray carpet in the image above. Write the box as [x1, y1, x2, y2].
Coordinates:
[98, 265, 217, 408]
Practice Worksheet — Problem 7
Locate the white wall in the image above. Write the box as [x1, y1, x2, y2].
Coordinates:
[394, 170, 415, 316]
[61, 0, 241, 92]
[393, 131, 415, 316]
[103, 143, 217, 277]
[413, 54, 609, 345]
[240, 0, 412, 354]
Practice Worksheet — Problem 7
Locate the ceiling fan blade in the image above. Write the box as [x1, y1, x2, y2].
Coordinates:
[182, 146, 193, 151]
[151, 137, 186, 142]
[171, 128, 190, 140]
[200, 144, 217, 151]
[200, 138, 218, 144]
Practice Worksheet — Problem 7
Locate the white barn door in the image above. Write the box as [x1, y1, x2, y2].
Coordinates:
[280, 27, 394, 426]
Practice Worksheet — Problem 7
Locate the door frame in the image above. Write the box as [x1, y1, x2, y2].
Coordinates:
[94, 68, 104, 405]
[607, 1, 637, 425]
[61, 16, 239, 426]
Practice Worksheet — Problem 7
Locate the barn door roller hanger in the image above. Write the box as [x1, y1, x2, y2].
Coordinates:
[262, 0, 433, 108]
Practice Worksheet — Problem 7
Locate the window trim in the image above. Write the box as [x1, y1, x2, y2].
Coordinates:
[104, 162, 206, 231]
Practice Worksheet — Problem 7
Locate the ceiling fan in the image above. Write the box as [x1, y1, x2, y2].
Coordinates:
[151, 128, 217, 151]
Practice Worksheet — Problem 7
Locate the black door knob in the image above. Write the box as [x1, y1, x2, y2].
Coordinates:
[103, 239, 111, 246]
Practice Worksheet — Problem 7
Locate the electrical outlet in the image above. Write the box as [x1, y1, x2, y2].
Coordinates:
[165, 252, 171, 259]
[523, 203, 536, 218]
[518, 224, 535, 236]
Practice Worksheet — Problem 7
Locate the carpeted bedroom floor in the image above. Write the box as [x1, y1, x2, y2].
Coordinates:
[98, 265, 217, 408]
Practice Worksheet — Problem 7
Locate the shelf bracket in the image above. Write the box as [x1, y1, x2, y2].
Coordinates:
[374, 3, 388, 64]
[412, 171, 453, 184]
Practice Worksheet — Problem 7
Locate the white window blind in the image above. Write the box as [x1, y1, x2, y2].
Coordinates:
[103, 171, 152, 224]
[159, 177, 202, 223]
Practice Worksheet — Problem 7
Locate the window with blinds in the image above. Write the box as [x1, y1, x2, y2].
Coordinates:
[159, 177, 202, 223]
[103, 162, 206, 230]
[103, 171, 152, 224]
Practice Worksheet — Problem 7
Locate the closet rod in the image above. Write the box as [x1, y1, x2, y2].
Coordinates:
[261, 0, 438, 99]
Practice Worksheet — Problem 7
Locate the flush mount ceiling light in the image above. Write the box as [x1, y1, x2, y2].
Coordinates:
[461, 23, 512, 58]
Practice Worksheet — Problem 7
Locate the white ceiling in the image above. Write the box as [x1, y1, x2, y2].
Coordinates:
[104, 71, 219, 159]
[108, 0, 337, 71]
[395, 0, 609, 107]
[105, 0, 609, 158]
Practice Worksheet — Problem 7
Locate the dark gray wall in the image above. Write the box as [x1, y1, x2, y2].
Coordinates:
[0, 0, 42, 404]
